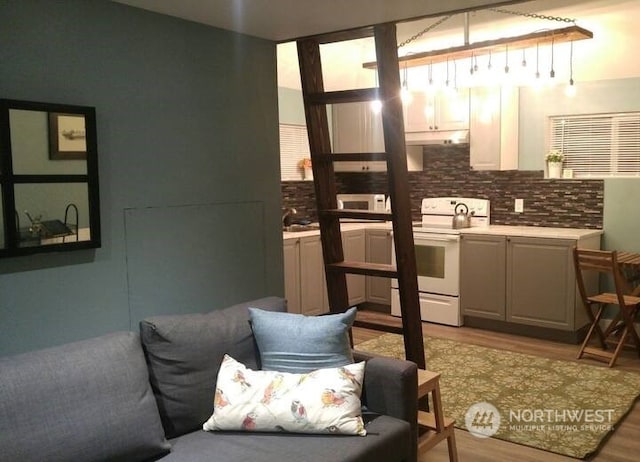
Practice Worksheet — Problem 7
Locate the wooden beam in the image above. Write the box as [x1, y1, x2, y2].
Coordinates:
[363, 25, 593, 69]
[307, 88, 379, 105]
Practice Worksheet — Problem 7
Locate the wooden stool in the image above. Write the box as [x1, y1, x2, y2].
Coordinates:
[417, 369, 458, 462]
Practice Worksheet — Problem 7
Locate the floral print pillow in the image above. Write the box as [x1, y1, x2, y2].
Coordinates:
[203, 354, 366, 436]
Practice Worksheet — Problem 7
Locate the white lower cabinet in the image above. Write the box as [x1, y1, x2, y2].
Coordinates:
[460, 233, 600, 337]
[342, 229, 366, 306]
[365, 228, 392, 305]
[284, 227, 390, 314]
[283, 238, 302, 314]
[283, 235, 328, 316]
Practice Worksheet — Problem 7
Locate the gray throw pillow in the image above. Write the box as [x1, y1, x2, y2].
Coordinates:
[0, 332, 170, 462]
[139, 296, 286, 438]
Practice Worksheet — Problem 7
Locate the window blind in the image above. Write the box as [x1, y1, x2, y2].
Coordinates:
[549, 112, 640, 178]
[280, 124, 310, 181]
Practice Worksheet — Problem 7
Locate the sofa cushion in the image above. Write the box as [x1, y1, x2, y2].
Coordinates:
[162, 413, 410, 462]
[203, 354, 366, 435]
[248, 306, 356, 373]
[140, 296, 286, 439]
[0, 332, 170, 462]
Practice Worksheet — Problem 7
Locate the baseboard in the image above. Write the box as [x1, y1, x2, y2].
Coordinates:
[463, 316, 590, 344]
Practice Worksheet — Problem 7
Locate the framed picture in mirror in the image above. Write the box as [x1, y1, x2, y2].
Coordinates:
[48, 112, 87, 160]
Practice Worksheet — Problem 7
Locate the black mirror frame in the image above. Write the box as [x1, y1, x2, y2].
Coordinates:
[0, 98, 101, 257]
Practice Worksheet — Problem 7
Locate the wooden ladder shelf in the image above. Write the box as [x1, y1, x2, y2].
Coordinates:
[297, 24, 457, 462]
[297, 22, 458, 462]
[296, 22, 425, 368]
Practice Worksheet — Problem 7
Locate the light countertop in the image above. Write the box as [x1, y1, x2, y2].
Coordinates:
[459, 225, 603, 240]
[283, 222, 391, 239]
[283, 222, 602, 240]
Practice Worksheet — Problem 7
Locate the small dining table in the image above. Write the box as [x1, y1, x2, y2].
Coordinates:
[617, 252, 640, 296]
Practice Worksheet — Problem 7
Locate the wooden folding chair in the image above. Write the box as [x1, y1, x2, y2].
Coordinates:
[573, 248, 640, 367]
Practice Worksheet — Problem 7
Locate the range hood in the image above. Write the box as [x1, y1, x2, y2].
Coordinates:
[405, 129, 469, 146]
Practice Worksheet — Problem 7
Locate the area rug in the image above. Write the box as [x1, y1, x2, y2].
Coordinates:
[356, 333, 640, 459]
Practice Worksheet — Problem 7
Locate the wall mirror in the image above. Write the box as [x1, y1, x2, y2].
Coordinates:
[0, 99, 100, 257]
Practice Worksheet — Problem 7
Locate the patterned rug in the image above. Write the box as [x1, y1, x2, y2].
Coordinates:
[356, 333, 640, 459]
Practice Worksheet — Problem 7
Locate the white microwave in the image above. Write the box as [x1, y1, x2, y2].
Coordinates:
[336, 194, 386, 212]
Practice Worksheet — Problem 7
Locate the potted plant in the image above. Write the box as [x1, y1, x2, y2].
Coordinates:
[298, 158, 313, 180]
[545, 149, 564, 178]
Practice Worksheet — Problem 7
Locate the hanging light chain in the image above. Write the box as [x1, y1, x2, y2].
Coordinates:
[397, 15, 454, 49]
[488, 8, 576, 24]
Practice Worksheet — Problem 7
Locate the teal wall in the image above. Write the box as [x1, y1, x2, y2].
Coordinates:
[603, 179, 640, 253]
[518, 77, 640, 253]
[0, 0, 282, 356]
[519, 77, 640, 171]
[278, 87, 307, 125]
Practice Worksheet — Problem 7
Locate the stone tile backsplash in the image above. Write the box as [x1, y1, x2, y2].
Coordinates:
[282, 145, 604, 229]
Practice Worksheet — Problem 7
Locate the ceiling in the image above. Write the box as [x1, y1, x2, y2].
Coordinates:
[277, 0, 640, 89]
[112, 0, 529, 42]
[112, 0, 639, 90]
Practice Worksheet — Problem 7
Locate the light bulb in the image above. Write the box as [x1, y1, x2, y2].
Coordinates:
[370, 99, 382, 113]
[401, 85, 413, 105]
[565, 81, 577, 97]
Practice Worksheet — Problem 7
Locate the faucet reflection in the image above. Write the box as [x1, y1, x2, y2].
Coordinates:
[282, 208, 297, 228]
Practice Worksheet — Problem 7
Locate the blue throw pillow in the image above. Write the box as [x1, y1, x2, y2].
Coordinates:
[248, 307, 357, 373]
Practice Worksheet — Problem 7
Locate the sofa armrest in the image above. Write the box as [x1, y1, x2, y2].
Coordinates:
[355, 352, 418, 462]
[356, 353, 418, 422]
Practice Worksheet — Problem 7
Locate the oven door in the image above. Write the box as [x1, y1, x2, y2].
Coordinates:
[392, 232, 460, 296]
[414, 232, 460, 295]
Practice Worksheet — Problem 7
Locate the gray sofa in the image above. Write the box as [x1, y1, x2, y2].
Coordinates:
[0, 297, 418, 462]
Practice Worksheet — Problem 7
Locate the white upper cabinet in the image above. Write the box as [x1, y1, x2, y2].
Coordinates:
[331, 102, 422, 172]
[403, 88, 469, 134]
[469, 86, 519, 170]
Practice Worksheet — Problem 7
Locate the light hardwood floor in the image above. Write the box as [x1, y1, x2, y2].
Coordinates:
[352, 315, 640, 462]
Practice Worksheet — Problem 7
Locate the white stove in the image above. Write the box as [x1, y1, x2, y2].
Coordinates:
[392, 197, 490, 327]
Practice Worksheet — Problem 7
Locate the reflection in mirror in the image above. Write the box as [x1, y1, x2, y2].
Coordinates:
[14, 184, 90, 247]
[9, 109, 87, 175]
[0, 98, 100, 257]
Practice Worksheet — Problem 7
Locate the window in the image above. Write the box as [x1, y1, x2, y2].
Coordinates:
[548, 112, 640, 178]
[279, 124, 310, 181]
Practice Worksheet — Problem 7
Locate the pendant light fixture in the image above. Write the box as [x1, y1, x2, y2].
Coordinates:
[363, 7, 592, 93]
[565, 40, 577, 97]
[401, 60, 412, 104]
[535, 41, 540, 79]
[549, 37, 556, 79]
[504, 44, 510, 74]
